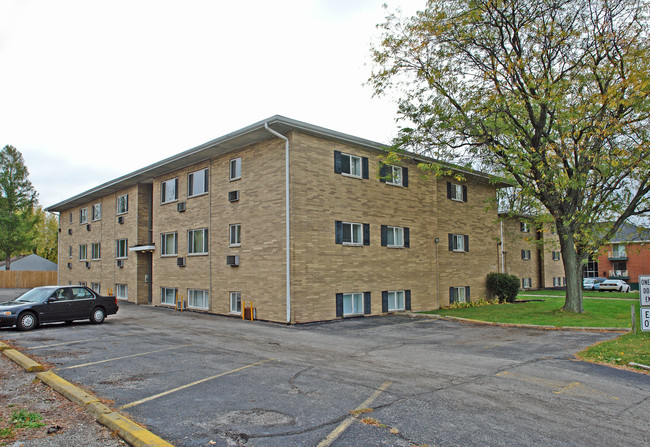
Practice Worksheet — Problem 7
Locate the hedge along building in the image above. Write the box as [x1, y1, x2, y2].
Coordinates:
[46, 116, 505, 323]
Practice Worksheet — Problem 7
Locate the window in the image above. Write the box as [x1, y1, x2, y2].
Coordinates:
[387, 290, 405, 311]
[343, 222, 362, 245]
[230, 291, 241, 314]
[69, 212, 73, 224]
[161, 178, 178, 204]
[68, 246, 72, 258]
[77, 282, 87, 288]
[187, 289, 209, 310]
[342, 293, 364, 316]
[188, 229, 208, 255]
[522, 278, 532, 288]
[447, 182, 467, 202]
[91, 242, 101, 260]
[521, 249, 531, 260]
[449, 234, 469, 252]
[552, 251, 561, 261]
[161, 232, 178, 256]
[117, 194, 128, 214]
[229, 224, 241, 247]
[116, 284, 127, 300]
[91, 283, 100, 293]
[382, 226, 409, 248]
[450, 286, 470, 304]
[520, 222, 530, 233]
[161, 287, 177, 305]
[79, 208, 88, 224]
[553, 277, 561, 287]
[188, 168, 209, 197]
[612, 244, 627, 258]
[334, 151, 369, 179]
[380, 164, 408, 186]
[92, 203, 101, 221]
[79, 244, 87, 261]
[230, 158, 241, 180]
[116, 239, 128, 259]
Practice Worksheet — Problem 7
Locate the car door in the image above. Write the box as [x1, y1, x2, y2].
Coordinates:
[39, 288, 72, 322]
[69, 287, 95, 319]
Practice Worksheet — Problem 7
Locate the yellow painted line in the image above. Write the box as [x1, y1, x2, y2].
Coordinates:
[317, 380, 391, 447]
[120, 358, 274, 410]
[57, 343, 196, 370]
[27, 338, 97, 350]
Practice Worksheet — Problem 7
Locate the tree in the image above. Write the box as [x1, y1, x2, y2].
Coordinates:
[32, 206, 58, 264]
[370, 0, 650, 312]
[0, 145, 38, 270]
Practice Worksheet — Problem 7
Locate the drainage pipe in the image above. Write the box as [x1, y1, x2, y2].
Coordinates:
[264, 123, 291, 323]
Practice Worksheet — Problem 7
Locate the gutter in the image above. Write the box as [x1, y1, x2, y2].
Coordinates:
[264, 123, 291, 323]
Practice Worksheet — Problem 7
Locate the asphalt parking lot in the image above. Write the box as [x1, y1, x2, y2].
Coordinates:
[1, 292, 649, 447]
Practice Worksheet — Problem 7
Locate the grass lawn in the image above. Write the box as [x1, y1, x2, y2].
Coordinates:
[577, 331, 650, 369]
[520, 289, 639, 300]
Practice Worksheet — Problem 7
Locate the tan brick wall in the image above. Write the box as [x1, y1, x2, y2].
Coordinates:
[540, 229, 565, 287]
[501, 218, 542, 289]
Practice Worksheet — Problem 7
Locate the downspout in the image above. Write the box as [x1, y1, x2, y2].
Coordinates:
[264, 123, 291, 323]
[500, 220, 505, 273]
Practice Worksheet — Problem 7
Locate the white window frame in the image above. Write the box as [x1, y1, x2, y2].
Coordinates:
[188, 289, 209, 310]
[553, 277, 561, 287]
[79, 208, 88, 224]
[161, 287, 177, 305]
[612, 244, 626, 258]
[521, 222, 530, 233]
[69, 212, 73, 224]
[451, 234, 465, 252]
[387, 226, 404, 248]
[522, 249, 531, 260]
[160, 232, 178, 256]
[387, 165, 403, 186]
[342, 222, 363, 245]
[552, 251, 560, 261]
[452, 286, 467, 304]
[91, 242, 101, 260]
[341, 153, 362, 178]
[116, 284, 128, 300]
[188, 228, 209, 255]
[230, 158, 241, 181]
[387, 290, 405, 311]
[68, 246, 72, 259]
[117, 194, 128, 215]
[79, 244, 87, 261]
[91, 282, 100, 293]
[92, 203, 101, 221]
[450, 183, 464, 201]
[116, 239, 128, 259]
[188, 168, 209, 197]
[522, 278, 532, 288]
[161, 178, 178, 204]
[229, 224, 241, 247]
[230, 291, 242, 314]
[342, 292, 364, 316]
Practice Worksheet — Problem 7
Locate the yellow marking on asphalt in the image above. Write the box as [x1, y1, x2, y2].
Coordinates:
[27, 339, 97, 350]
[317, 380, 391, 447]
[57, 344, 196, 370]
[120, 359, 274, 410]
[496, 371, 618, 400]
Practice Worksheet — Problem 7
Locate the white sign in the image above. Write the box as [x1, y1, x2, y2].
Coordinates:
[641, 308, 650, 332]
[640, 275, 650, 306]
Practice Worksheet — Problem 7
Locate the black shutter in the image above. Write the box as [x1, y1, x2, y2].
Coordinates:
[464, 235, 469, 252]
[188, 174, 193, 197]
[336, 293, 343, 317]
[405, 290, 411, 310]
[364, 292, 371, 315]
[521, 249, 525, 259]
[174, 178, 179, 200]
[334, 151, 342, 174]
[335, 221, 343, 244]
[125, 195, 128, 212]
[449, 287, 456, 304]
[403, 167, 408, 187]
[341, 154, 350, 174]
[363, 224, 370, 246]
[448, 233, 453, 251]
[379, 164, 389, 183]
[382, 291, 388, 312]
[462, 185, 467, 202]
[465, 287, 471, 303]
[381, 225, 387, 246]
[447, 182, 452, 199]
[161, 182, 166, 202]
[362, 157, 369, 179]
[404, 227, 410, 247]
[204, 168, 209, 193]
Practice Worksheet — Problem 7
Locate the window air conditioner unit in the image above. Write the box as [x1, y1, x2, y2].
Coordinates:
[68, 229, 72, 235]
[86, 224, 91, 231]
[118, 216, 124, 224]
[177, 202, 186, 212]
[58, 228, 62, 233]
[226, 255, 239, 266]
[67, 262, 72, 269]
[85, 262, 90, 269]
[228, 190, 240, 202]
[117, 259, 124, 268]
[177, 257, 186, 267]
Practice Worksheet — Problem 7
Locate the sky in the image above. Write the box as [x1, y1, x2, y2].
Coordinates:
[0, 0, 425, 210]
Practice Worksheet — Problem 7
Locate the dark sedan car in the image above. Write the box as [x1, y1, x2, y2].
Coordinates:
[0, 286, 118, 331]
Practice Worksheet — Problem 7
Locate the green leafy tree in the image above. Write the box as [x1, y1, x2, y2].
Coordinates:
[370, 0, 650, 312]
[32, 206, 58, 264]
[0, 145, 38, 269]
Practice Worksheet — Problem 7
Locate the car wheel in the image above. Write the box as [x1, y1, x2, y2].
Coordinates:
[90, 307, 106, 324]
[17, 312, 38, 331]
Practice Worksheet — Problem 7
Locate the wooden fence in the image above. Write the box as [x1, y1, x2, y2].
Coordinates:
[0, 271, 57, 288]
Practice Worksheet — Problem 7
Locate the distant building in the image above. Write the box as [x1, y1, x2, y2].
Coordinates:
[596, 222, 650, 290]
[0, 254, 58, 272]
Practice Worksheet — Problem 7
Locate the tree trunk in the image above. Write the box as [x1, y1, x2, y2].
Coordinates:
[4, 255, 10, 271]
[558, 230, 584, 313]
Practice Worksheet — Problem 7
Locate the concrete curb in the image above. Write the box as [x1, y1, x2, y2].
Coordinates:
[0, 340, 11, 351]
[3, 348, 45, 372]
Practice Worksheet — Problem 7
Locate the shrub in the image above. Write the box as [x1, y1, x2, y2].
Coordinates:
[486, 273, 520, 303]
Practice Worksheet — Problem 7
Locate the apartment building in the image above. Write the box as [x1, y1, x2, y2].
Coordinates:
[596, 222, 650, 290]
[499, 215, 566, 289]
[46, 116, 503, 323]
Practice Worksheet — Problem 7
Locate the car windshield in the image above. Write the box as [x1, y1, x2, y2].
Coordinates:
[15, 288, 53, 303]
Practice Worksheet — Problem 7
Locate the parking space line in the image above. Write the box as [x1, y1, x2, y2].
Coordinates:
[57, 343, 196, 370]
[317, 380, 391, 447]
[120, 358, 274, 410]
[27, 339, 98, 350]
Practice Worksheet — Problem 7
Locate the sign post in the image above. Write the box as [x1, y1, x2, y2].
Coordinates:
[639, 275, 650, 332]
